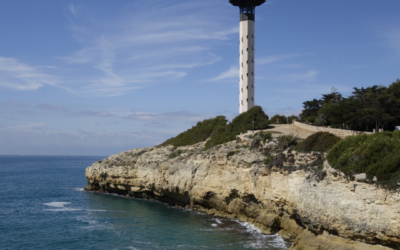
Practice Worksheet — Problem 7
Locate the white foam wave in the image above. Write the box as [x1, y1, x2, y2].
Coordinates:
[43, 202, 106, 212]
[73, 188, 84, 192]
[211, 223, 217, 227]
[214, 218, 222, 224]
[43, 202, 71, 208]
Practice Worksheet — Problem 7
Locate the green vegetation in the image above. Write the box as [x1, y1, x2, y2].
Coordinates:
[296, 132, 341, 152]
[276, 134, 299, 150]
[160, 116, 227, 147]
[169, 149, 186, 159]
[160, 106, 269, 149]
[227, 151, 236, 157]
[299, 79, 400, 131]
[203, 106, 270, 150]
[327, 132, 400, 189]
[264, 155, 274, 165]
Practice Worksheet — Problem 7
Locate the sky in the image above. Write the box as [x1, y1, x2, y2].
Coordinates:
[0, 0, 399, 156]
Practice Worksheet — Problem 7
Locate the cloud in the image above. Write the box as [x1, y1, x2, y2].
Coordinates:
[257, 54, 309, 65]
[381, 29, 400, 52]
[7, 100, 29, 108]
[145, 122, 168, 128]
[125, 111, 211, 123]
[208, 66, 238, 81]
[0, 57, 57, 90]
[71, 111, 113, 117]
[59, 1, 237, 96]
[37, 103, 69, 112]
[276, 70, 319, 82]
[13, 122, 46, 129]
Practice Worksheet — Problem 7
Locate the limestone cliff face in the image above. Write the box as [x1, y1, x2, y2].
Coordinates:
[85, 138, 399, 250]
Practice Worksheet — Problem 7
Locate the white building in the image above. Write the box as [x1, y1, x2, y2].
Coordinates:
[230, 0, 266, 114]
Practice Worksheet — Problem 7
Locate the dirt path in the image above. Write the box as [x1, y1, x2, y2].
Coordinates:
[261, 124, 314, 139]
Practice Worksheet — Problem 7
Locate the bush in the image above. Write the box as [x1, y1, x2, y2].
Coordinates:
[160, 116, 227, 147]
[270, 114, 287, 124]
[204, 106, 269, 150]
[297, 132, 341, 152]
[276, 133, 299, 150]
[305, 116, 316, 124]
[227, 151, 236, 157]
[169, 149, 185, 159]
[327, 132, 400, 189]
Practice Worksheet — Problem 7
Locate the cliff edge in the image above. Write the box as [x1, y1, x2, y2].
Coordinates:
[85, 135, 399, 249]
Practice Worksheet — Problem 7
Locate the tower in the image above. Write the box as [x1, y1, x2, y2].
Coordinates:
[230, 0, 265, 114]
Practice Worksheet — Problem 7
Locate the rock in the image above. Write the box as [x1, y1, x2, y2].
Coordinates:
[291, 230, 392, 250]
[354, 173, 367, 182]
[85, 140, 400, 249]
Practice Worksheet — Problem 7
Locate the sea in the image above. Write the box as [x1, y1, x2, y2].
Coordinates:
[0, 155, 291, 250]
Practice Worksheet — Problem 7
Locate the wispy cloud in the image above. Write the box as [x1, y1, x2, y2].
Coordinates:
[381, 29, 400, 53]
[0, 57, 57, 91]
[276, 70, 319, 82]
[37, 103, 69, 112]
[71, 111, 113, 117]
[257, 53, 310, 65]
[208, 66, 238, 81]
[7, 100, 29, 108]
[60, 1, 236, 96]
[124, 111, 211, 123]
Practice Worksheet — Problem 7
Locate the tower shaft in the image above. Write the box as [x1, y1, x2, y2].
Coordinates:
[239, 20, 255, 114]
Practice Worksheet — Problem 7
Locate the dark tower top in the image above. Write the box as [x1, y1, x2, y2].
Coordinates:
[229, 0, 266, 21]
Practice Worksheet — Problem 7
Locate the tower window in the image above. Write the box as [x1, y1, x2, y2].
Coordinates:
[252, 97, 254, 101]
[241, 63, 243, 67]
[241, 75, 243, 79]
[241, 88, 243, 92]
[241, 100, 243, 105]
[246, 86, 248, 89]
[241, 50, 243, 54]
[252, 47, 254, 50]
[247, 98, 248, 102]
[247, 60, 248, 64]
[252, 72, 254, 75]
[252, 59, 254, 63]
[252, 85, 254, 88]
[247, 48, 248, 51]
[252, 34, 254, 38]
[242, 37, 243, 42]
[246, 73, 248, 76]
[247, 35, 248, 39]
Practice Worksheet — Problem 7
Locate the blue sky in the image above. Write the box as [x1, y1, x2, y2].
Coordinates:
[1, 0, 399, 155]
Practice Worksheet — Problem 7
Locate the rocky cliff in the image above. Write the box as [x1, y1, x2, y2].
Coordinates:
[85, 134, 399, 250]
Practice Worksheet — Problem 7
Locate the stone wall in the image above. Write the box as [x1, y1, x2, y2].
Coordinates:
[293, 121, 373, 138]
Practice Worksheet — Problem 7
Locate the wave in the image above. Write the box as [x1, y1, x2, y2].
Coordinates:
[43, 201, 106, 212]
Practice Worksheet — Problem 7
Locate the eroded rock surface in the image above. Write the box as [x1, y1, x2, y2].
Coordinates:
[85, 136, 399, 249]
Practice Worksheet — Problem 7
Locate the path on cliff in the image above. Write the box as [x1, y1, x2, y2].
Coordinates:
[261, 124, 314, 139]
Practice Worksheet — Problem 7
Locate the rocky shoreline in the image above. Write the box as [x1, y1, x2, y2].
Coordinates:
[85, 134, 399, 249]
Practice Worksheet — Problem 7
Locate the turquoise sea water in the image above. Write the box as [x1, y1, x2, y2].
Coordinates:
[0, 156, 290, 250]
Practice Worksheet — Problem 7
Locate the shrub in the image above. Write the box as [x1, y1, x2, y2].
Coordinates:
[305, 116, 316, 124]
[204, 106, 269, 150]
[264, 155, 274, 165]
[169, 149, 185, 159]
[227, 151, 236, 157]
[276, 134, 299, 150]
[327, 132, 400, 189]
[297, 132, 341, 152]
[160, 116, 227, 147]
[270, 114, 287, 124]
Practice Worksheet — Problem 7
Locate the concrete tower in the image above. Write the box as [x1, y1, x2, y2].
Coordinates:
[230, 0, 265, 114]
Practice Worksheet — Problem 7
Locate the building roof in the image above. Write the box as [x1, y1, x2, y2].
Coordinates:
[229, 0, 266, 7]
